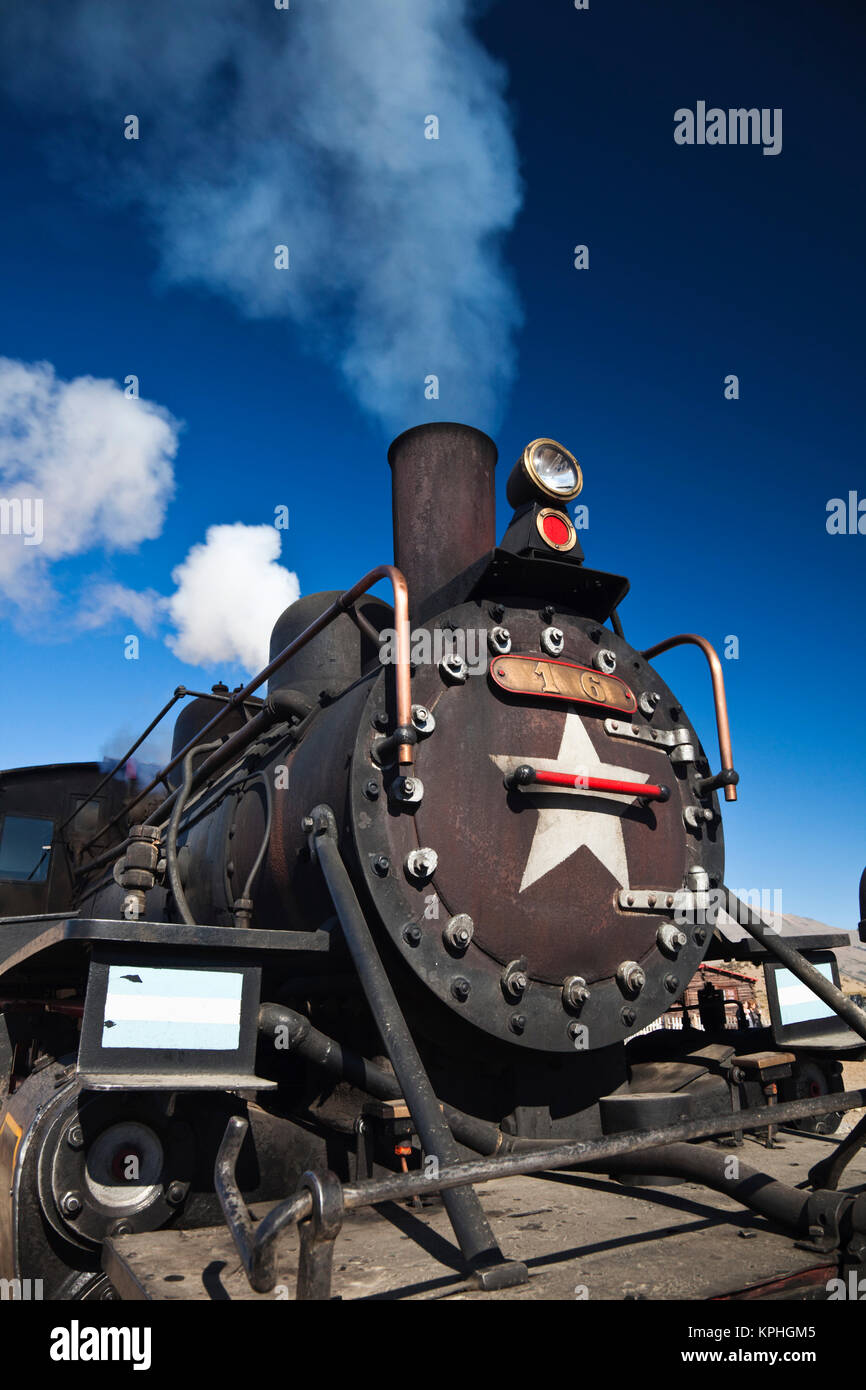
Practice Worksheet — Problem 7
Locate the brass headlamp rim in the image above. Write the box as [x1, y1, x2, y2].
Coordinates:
[509, 437, 583, 505]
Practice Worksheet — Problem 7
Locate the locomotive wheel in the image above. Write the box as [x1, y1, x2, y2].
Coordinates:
[781, 1060, 843, 1135]
[54, 1270, 121, 1301]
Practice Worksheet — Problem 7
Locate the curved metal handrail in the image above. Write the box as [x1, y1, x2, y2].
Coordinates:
[641, 633, 738, 802]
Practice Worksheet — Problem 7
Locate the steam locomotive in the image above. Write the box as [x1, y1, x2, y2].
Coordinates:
[1, 422, 864, 1300]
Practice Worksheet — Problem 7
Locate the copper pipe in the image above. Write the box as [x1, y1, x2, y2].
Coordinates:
[77, 565, 413, 858]
[640, 633, 737, 802]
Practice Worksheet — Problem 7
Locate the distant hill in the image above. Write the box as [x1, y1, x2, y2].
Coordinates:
[718, 909, 866, 987]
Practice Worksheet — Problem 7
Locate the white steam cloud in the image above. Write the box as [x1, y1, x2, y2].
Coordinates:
[0, 358, 178, 613]
[165, 523, 300, 673]
[0, 1, 522, 433]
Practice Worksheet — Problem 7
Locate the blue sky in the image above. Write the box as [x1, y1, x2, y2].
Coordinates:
[0, 0, 863, 930]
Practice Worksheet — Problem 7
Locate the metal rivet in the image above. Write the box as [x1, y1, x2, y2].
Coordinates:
[509, 1014, 526, 1034]
[403, 924, 422, 947]
[502, 959, 528, 1000]
[616, 961, 646, 998]
[621, 1007, 637, 1028]
[411, 704, 435, 735]
[594, 648, 617, 674]
[664, 974, 680, 994]
[66, 1125, 84, 1150]
[61, 1192, 82, 1217]
[372, 854, 390, 876]
[443, 914, 474, 951]
[657, 923, 687, 957]
[452, 977, 471, 1002]
[439, 653, 468, 684]
[562, 976, 590, 1012]
[364, 780, 380, 801]
[405, 847, 438, 882]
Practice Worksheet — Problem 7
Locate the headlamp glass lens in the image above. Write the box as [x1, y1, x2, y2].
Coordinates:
[530, 443, 579, 495]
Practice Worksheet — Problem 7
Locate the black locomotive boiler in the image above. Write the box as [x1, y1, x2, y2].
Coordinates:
[1, 422, 865, 1300]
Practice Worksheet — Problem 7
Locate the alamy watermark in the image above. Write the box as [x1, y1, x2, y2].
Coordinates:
[674, 103, 782, 157]
[675, 887, 783, 928]
[0, 496, 43, 545]
[379, 626, 489, 677]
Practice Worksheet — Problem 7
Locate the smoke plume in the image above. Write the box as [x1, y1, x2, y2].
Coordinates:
[0, 1, 522, 433]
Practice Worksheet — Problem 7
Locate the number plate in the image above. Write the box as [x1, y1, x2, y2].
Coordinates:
[489, 654, 637, 714]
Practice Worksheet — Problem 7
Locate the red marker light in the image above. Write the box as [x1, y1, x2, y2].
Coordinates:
[535, 507, 577, 552]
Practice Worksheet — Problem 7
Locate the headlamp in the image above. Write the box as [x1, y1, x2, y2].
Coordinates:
[506, 438, 583, 507]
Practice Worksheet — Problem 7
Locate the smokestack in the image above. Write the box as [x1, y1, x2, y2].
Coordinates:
[387, 422, 497, 618]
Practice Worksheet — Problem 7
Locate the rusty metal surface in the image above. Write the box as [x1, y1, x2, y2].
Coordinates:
[417, 664, 686, 984]
[351, 599, 725, 1053]
[388, 423, 497, 620]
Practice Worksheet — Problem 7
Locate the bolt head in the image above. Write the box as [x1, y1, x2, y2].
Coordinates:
[373, 854, 390, 876]
[562, 976, 590, 1011]
[66, 1125, 84, 1150]
[509, 1014, 526, 1034]
[406, 847, 438, 881]
[61, 1191, 82, 1217]
[616, 961, 646, 998]
[301, 815, 314, 833]
[621, 1007, 637, 1027]
[403, 925, 422, 947]
[166, 1181, 186, 1205]
[541, 626, 564, 656]
[595, 648, 617, 673]
[364, 780, 380, 800]
[452, 977, 471, 1001]
[443, 914, 474, 951]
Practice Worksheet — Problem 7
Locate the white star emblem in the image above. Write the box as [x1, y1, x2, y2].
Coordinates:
[490, 713, 649, 893]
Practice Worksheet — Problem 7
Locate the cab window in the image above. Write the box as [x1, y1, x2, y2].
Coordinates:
[0, 815, 54, 883]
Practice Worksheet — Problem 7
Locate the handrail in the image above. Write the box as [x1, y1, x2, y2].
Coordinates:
[75, 566, 411, 857]
[641, 633, 738, 802]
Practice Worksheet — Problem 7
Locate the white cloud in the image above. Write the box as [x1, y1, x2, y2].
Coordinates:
[0, 358, 178, 612]
[165, 523, 299, 673]
[76, 581, 168, 635]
